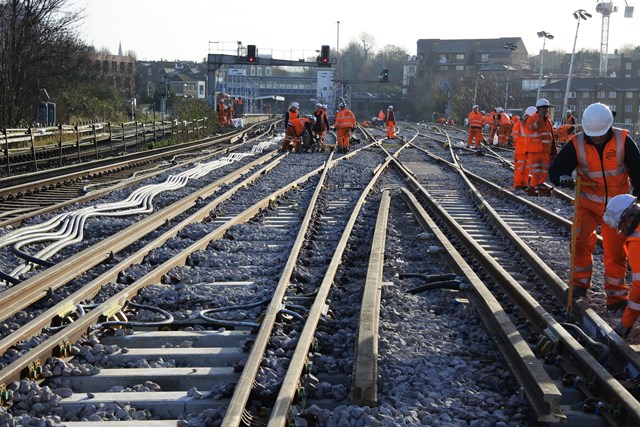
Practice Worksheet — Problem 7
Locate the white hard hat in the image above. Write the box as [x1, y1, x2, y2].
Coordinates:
[388, 105, 393, 110]
[339, 103, 345, 109]
[496, 107, 504, 113]
[536, 98, 550, 107]
[291, 102, 299, 109]
[603, 194, 636, 229]
[315, 102, 322, 108]
[472, 105, 479, 110]
[582, 103, 613, 137]
[525, 106, 537, 116]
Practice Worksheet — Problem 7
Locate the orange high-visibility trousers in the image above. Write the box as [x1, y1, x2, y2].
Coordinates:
[572, 207, 629, 305]
[498, 124, 511, 147]
[621, 236, 640, 328]
[336, 128, 351, 150]
[386, 121, 395, 139]
[513, 152, 528, 188]
[467, 127, 484, 147]
[525, 152, 549, 187]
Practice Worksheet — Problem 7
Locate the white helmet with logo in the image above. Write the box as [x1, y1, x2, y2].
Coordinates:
[603, 194, 637, 229]
[535, 98, 550, 107]
[582, 103, 613, 137]
[524, 106, 537, 116]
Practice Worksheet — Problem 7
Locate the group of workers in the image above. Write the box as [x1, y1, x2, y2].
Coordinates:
[467, 101, 582, 196]
[549, 102, 640, 338]
[280, 101, 402, 153]
[216, 96, 243, 127]
[281, 101, 357, 154]
[470, 101, 640, 337]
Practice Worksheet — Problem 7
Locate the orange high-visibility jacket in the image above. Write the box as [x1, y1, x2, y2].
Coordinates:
[288, 117, 312, 137]
[572, 128, 630, 215]
[524, 113, 556, 155]
[468, 111, 483, 128]
[335, 108, 356, 129]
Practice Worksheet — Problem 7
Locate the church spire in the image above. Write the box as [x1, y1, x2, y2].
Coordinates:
[118, 41, 123, 56]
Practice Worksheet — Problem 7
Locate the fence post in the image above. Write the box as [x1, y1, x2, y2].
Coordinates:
[2, 128, 10, 175]
[28, 127, 38, 172]
[93, 124, 99, 159]
[121, 123, 126, 153]
[75, 125, 81, 161]
[142, 123, 146, 147]
[134, 121, 139, 151]
[58, 124, 63, 167]
[107, 122, 113, 155]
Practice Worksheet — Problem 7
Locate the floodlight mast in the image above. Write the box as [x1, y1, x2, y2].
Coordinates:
[596, 1, 616, 77]
[536, 31, 554, 100]
[563, 9, 591, 116]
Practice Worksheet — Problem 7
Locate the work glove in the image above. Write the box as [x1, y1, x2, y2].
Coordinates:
[558, 175, 574, 188]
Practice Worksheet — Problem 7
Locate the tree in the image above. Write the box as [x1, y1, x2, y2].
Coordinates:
[0, 0, 93, 127]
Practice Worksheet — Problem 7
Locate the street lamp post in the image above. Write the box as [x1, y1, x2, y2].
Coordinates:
[563, 9, 592, 115]
[473, 74, 484, 106]
[536, 31, 554, 100]
[503, 42, 518, 110]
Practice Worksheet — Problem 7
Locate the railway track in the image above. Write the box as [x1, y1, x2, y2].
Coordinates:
[0, 122, 638, 426]
[0, 121, 277, 228]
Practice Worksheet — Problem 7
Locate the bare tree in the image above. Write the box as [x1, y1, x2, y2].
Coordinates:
[0, 0, 92, 127]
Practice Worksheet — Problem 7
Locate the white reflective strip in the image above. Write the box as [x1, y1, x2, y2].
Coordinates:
[605, 289, 628, 297]
[574, 264, 593, 273]
[575, 277, 591, 285]
[605, 276, 626, 285]
[628, 299, 640, 311]
[578, 191, 606, 204]
[633, 272, 640, 281]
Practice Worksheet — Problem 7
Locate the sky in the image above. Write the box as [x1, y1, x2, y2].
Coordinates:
[69, 0, 638, 63]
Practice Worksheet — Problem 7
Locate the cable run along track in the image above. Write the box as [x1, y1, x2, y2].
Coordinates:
[0, 121, 637, 425]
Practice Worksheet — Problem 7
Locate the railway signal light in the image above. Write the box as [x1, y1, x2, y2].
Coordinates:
[381, 69, 389, 82]
[247, 45, 256, 63]
[319, 45, 330, 67]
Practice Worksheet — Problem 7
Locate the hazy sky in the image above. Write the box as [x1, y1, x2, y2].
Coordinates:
[69, 0, 638, 62]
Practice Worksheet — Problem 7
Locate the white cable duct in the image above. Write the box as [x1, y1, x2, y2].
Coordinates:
[0, 142, 278, 281]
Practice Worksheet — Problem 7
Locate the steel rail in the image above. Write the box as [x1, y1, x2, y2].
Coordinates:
[350, 189, 389, 406]
[265, 143, 393, 427]
[404, 128, 640, 425]
[0, 151, 285, 361]
[0, 149, 279, 324]
[0, 120, 275, 196]
[0, 152, 328, 388]
[391, 157, 564, 421]
[0, 122, 277, 229]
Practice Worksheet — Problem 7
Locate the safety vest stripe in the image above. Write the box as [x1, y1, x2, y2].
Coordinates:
[628, 299, 640, 311]
[605, 276, 626, 285]
[578, 192, 606, 204]
[633, 271, 640, 281]
[606, 289, 629, 297]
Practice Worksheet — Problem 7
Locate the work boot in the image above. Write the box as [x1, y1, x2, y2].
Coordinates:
[571, 286, 588, 298]
[607, 300, 627, 312]
[527, 187, 538, 197]
[615, 321, 632, 337]
[537, 187, 551, 197]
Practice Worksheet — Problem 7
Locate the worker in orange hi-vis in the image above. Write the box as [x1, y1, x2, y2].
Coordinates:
[512, 106, 536, 189]
[564, 110, 576, 125]
[496, 108, 512, 147]
[466, 105, 484, 148]
[603, 195, 640, 337]
[312, 103, 330, 149]
[524, 98, 557, 195]
[385, 105, 396, 139]
[554, 124, 576, 145]
[282, 116, 313, 153]
[334, 102, 356, 154]
[551, 103, 640, 309]
[488, 108, 499, 145]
